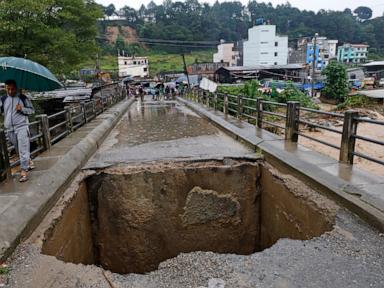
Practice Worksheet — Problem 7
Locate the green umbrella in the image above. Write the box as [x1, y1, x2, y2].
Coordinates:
[0, 57, 63, 92]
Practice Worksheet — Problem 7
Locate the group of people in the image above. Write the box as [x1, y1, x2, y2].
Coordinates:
[0, 79, 35, 182]
[124, 81, 188, 102]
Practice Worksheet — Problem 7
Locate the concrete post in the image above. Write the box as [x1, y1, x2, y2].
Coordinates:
[285, 101, 300, 142]
[237, 94, 243, 119]
[214, 93, 218, 110]
[224, 94, 229, 115]
[92, 100, 96, 117]
[0, 129, 11, 180]
[65, 107, 73, 133]
[206, 92, 210, 107]
[340, 110, 359, 164]
[81, 102, 87, 123]
[256, 98, 263, 128]
[39, 114, 52, 150]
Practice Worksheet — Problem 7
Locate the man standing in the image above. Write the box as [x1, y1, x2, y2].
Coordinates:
[0, 79, 35, 182]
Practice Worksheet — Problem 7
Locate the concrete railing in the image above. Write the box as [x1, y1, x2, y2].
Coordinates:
[184, 88, 384, 167]
[0, 88, 126, 182]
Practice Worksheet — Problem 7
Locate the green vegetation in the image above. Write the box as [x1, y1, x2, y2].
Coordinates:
[322, 61, 349, 103]
[99, 1, 384, 54]
[337, 95, 373, 109]
[218, 80, 318, 108]
[0, 265, 9, 275]
[81, 50, 214, 77]
[0, 0, 102, 76]
[148, 50, 214, 76]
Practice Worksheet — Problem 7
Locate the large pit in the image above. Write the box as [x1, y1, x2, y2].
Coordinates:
[38, 159, 337, 275]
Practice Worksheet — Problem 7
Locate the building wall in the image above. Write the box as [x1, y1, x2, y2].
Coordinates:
[243, 25, 288, 66]
[337, 44, 369, 64]
[118, 56, 149, 78]
[213, 43, 239, 66]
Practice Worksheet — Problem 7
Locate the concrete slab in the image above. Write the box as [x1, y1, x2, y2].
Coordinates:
[0, 97, 135, 260]
[86, 100, 255, 169]
[319, 163, 384, 185]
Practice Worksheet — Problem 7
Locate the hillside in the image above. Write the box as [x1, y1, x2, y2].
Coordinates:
[81, 50, 214, 77]
[98, 1, 384, 54]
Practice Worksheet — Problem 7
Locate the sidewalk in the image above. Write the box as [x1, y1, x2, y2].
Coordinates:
[178, 97, 384, 232]
[0, 98, 135, 259]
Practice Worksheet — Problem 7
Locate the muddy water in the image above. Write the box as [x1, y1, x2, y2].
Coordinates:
[87, 100, 255, 169]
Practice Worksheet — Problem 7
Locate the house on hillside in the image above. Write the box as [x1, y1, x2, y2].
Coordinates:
[243, 25, 288, 66]
[337, 44, 369, 64]
[118, 56, 149, 78]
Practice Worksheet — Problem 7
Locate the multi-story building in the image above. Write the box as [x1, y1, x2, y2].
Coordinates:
[213, 41, 239, 66]
[243, 25, 288, 66]
[118, 56, 149, 78]
[337, 44, 369, 64]
[289, 37, 338, 71]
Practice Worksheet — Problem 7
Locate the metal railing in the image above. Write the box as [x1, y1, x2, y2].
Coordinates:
[0, 86, 125, 181]
[185, 88, 384, 167]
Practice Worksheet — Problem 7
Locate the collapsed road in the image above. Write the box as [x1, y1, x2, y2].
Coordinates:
[2, 97, 384, 288]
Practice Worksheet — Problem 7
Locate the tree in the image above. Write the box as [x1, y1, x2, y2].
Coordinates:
[105, 3, 116, 17]
[0, 0, 103, 76]
[321, 61, 349, 103]
[354, 6, 373, 21]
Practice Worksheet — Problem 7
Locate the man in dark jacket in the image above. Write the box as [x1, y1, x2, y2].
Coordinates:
[0, 79, 35, 182]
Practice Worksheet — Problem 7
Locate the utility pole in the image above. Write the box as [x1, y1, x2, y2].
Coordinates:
[182, 53, 191, 88]
[311, 33, 318, 98]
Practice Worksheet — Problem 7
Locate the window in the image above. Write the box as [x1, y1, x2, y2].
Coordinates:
[260, 41, 268, 44]
[124, 61, 127, 65]
[144, 67, 148, 72]
[261, 52, 268, 55]
[274, 52, 278, 57]
[274, 62, 278, 65]
[275, 42, 278, 47]
[133, 61, 137, 65]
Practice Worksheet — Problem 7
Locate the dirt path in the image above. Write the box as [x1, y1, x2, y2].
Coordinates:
[298, 106, 384, 177]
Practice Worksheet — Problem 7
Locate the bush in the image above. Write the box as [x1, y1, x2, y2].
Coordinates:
[336, 95, 372, 109]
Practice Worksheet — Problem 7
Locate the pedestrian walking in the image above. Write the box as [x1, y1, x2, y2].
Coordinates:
[0, 79, 35, 182]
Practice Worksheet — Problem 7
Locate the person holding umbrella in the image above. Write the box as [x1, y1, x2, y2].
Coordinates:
[0, 57, 62, 182]
[0, 79, 35, 182]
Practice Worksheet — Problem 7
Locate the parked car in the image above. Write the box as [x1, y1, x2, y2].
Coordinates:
[379, 78, 384, 87]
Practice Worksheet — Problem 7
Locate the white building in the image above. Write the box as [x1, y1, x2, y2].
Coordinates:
[118, 56, 149, 78]
[213, 41, 239, 66]
[243, 25, 288, 66]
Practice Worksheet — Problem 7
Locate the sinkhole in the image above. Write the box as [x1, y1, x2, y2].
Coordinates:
[39, 160, 336, 274]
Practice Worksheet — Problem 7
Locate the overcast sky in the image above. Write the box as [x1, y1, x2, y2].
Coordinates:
[96, 0, 384, 17]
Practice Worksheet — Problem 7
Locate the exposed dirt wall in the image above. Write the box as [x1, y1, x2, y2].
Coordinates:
[88, 161, 261, 274]
[260, 164, 338, 249]
[41, 181, 95, 265]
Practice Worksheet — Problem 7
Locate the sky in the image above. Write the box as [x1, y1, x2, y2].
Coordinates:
[96, 0, 384, 18]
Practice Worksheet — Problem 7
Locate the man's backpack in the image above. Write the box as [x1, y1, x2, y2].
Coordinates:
[0, 94, 30, 113]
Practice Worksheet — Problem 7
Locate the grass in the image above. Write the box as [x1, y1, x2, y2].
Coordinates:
[79, 50, 214, 77]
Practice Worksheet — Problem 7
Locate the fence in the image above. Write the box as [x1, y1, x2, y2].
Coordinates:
[186, 88, 384, 167]
[0, 89, 125, 182]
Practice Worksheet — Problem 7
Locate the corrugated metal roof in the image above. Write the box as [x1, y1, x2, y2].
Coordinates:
[362, 61, 384, 67]
[356, 89, 384, 99]
[219, 64, 304, 72]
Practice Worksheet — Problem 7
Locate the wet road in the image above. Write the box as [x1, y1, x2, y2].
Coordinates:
[86, 98, 255, 168]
